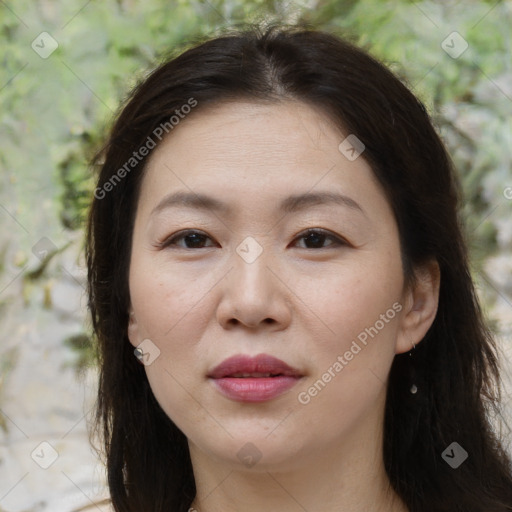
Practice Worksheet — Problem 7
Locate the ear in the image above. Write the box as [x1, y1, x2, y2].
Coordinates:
[127, 306, 140, 348]
[395, 259, 440, 354]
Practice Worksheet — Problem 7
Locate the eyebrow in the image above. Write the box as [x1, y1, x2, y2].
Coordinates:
[150, 190, 367, 217]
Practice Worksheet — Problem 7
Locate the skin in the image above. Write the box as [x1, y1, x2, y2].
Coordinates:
[127, 100, 440, 512]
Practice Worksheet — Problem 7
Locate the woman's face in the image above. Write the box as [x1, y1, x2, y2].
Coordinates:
[127, 100, 424, 470]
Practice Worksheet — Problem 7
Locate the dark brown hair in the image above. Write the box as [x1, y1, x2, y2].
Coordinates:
[86, 24, 512, 511]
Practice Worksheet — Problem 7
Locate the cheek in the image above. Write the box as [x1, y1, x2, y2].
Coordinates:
[294, 259, 403, 426]
[129, 256, 214, 387]
[129, 256, 213, 341]
[130, 261, 213, 430]
[303, 252, 403, 353]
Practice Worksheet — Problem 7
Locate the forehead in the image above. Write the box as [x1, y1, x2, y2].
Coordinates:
[157, 99, 345, 160]
[136, 100, 386, 221]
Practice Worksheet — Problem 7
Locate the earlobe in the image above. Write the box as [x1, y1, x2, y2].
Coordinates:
[127, 309, 139, 348]
[396, 260, 441, 354]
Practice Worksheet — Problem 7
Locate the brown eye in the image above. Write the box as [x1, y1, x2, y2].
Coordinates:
[160, 230, 216, 249]
[159, 228, 346, 251]
[294, 229, 346, 249]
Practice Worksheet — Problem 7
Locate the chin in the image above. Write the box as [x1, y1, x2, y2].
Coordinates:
[188, 424, 313, 471]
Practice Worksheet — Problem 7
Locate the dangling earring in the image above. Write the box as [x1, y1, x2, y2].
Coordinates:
[128, 311, 144, 365]
[408, 342, 418, 394]
[134, 347, 145, 365]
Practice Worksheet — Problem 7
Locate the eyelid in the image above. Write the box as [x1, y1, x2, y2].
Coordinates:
[294, 228, 347, 247]
[156, 228, 348, 250]
[155, 229, 216, 249]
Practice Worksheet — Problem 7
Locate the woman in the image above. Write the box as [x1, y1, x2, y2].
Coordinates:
[86, 24, 512, 511]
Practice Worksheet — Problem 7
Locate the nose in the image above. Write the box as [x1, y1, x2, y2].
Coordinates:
[215, 242, 292, 331]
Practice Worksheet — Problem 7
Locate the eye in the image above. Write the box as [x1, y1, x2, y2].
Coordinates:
[158, 228, 347, 250]
[159, 230, 217, 249]
[293, 229, 347, 249]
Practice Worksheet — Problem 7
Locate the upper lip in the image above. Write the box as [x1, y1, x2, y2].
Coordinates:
[208, 353, 303, 378]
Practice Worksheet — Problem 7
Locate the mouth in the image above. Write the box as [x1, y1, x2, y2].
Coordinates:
[208, 354, 303, 403]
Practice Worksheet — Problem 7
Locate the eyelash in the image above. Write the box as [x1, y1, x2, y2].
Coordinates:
[157, 228, 347, 250]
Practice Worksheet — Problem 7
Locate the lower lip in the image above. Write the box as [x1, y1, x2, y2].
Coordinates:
[210, 376, 300, 402]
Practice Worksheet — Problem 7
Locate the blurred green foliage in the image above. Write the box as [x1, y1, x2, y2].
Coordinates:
[1, 0, 511, 366]
[63, 331, 98, 374]
[1, 0, 510, 247]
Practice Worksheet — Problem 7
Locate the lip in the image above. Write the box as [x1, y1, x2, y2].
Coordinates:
[208, 353, 303, 403]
